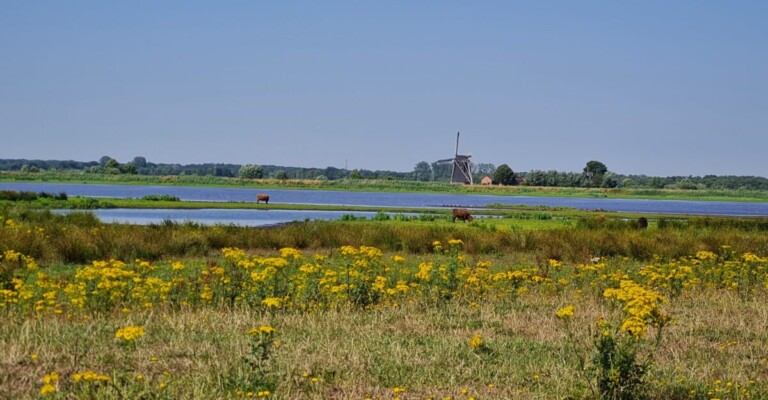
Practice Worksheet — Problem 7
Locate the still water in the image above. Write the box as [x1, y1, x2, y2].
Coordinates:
[4, 182, 768, 225]
[55, 208, 388, 227]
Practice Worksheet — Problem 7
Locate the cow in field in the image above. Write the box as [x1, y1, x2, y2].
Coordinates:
[452, 208, 473, 223]
[256, 194, 270, 204]
[637, 217, 648, 229]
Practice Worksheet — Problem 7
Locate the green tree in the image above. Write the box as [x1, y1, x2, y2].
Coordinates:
[132, 156, 147, 168]
[493, 164, 516, 186]
[412, 161, 432, 181]
[349, 170, 362, 179]
[103, 159, 121, 174]
[99, 156, 113, 167]
[238, 164, 264, 179]
[431, 162, 452, 181]
[105, 159, 120, 169]
[584, 160, 608, 187]
[650, 177, 665, 189]
[601, 172, 618, 188]
[21, 164, 40, 173]
[472, 163, 496, 176]
[121, 163, 138, 175]
[273, 170, 288, 180]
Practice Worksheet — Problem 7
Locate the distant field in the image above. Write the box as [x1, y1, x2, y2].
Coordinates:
[3, 170, 768, 202]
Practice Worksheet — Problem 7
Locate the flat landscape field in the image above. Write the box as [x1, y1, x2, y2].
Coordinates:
[1, 206, 767, 399]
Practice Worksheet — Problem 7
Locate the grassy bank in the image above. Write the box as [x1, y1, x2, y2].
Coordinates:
[4, 170, 768, 202]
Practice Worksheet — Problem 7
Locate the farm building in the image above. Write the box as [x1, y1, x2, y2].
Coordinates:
[480, 176, 493, 185]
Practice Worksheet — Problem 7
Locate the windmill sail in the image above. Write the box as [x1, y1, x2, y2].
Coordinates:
[436, 132, 473, 184]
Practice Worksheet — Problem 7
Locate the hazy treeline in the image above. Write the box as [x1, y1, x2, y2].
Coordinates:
[521, 170, 768, 191]
[2, 157, 768, 191]
[0, 158, 409, 181]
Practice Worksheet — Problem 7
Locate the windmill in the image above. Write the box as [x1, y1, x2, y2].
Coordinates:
[436, 131, 473, 184]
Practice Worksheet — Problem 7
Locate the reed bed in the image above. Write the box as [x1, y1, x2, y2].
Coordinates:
[1, 208, 767, 265]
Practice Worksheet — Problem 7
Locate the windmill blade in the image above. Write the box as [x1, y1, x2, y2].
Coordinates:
[455, 131, 460, 157]
[436, 158, 454, 163]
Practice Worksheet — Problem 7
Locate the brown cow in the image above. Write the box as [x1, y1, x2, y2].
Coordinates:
[256, 194, 270, 204]
[637, 217, 648, 229]
[452, 208, 473, 222]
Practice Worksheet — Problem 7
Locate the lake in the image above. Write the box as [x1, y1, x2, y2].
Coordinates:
[3, 182, 768, 226]
[54, 208, 395, 227]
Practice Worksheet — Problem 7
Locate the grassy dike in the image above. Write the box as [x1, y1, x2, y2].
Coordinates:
[4, 170, 768, 202]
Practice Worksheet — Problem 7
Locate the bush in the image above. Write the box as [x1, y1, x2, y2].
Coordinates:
[373, 211, 391, 221]
[141, 194, 181, 202]
[239, 164, 264, 179]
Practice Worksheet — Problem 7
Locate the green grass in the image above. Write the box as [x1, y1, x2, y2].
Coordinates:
[4, 170, 768, 202]
[2, 204, 768, 399]
[2, 207, 768, 265]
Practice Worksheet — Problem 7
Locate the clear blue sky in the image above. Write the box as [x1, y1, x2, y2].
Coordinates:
[2, 1, 766, 177]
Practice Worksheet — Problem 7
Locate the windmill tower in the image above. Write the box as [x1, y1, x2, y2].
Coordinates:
[436, 132, 473, 184]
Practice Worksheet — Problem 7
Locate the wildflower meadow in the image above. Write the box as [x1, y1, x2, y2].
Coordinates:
[1, 210, 768, 399]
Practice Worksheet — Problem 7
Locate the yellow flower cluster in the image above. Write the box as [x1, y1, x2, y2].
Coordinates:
[555, 305, 575, 319]
[0, 245, 556, 315]
[115, 325, 145, 342]
[2, 246, 766, 325]
[40, 371, 59, 396]
[468, 334, 485, 349]
[72, 370, 111, 383]
[248, 325, 276, 336]
[604, 280, 668, 338]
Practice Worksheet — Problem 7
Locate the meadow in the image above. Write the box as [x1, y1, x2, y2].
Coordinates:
[1, 206, 768, 399]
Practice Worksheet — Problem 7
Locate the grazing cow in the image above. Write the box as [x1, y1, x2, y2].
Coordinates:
[637, 217, 648, 229]
[256, 194, 270, 204]
[452, 208, 473, 223]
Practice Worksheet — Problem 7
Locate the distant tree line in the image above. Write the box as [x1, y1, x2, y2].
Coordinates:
[2, 157, 768, 191]
[0, 157, 411, 181]
[411, 159, 768, 190]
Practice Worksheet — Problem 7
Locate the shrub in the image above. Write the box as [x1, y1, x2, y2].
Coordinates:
[141, 194, 181, 202]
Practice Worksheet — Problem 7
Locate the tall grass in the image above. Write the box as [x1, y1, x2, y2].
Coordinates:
[2, 208, 767, 265]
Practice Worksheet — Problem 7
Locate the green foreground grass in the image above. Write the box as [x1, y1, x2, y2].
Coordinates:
[2, 207, 768, 399]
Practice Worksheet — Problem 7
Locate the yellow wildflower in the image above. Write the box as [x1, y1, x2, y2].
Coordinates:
[261, 297, 282, 308]
[556, 305, 575, 319]
[248, 325, 276, 336]
[279, 247, 302, 259]
[42, 371, 59, 385]
[72, 370, 110, 383]
[391, 255, 405, 263]
[40, 384, 56, 396]
[115, 325, 145, 342]
[468, 334, 484, 349]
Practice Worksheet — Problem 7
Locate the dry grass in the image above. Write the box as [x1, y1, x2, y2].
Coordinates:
[2, 286, 767, 399]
